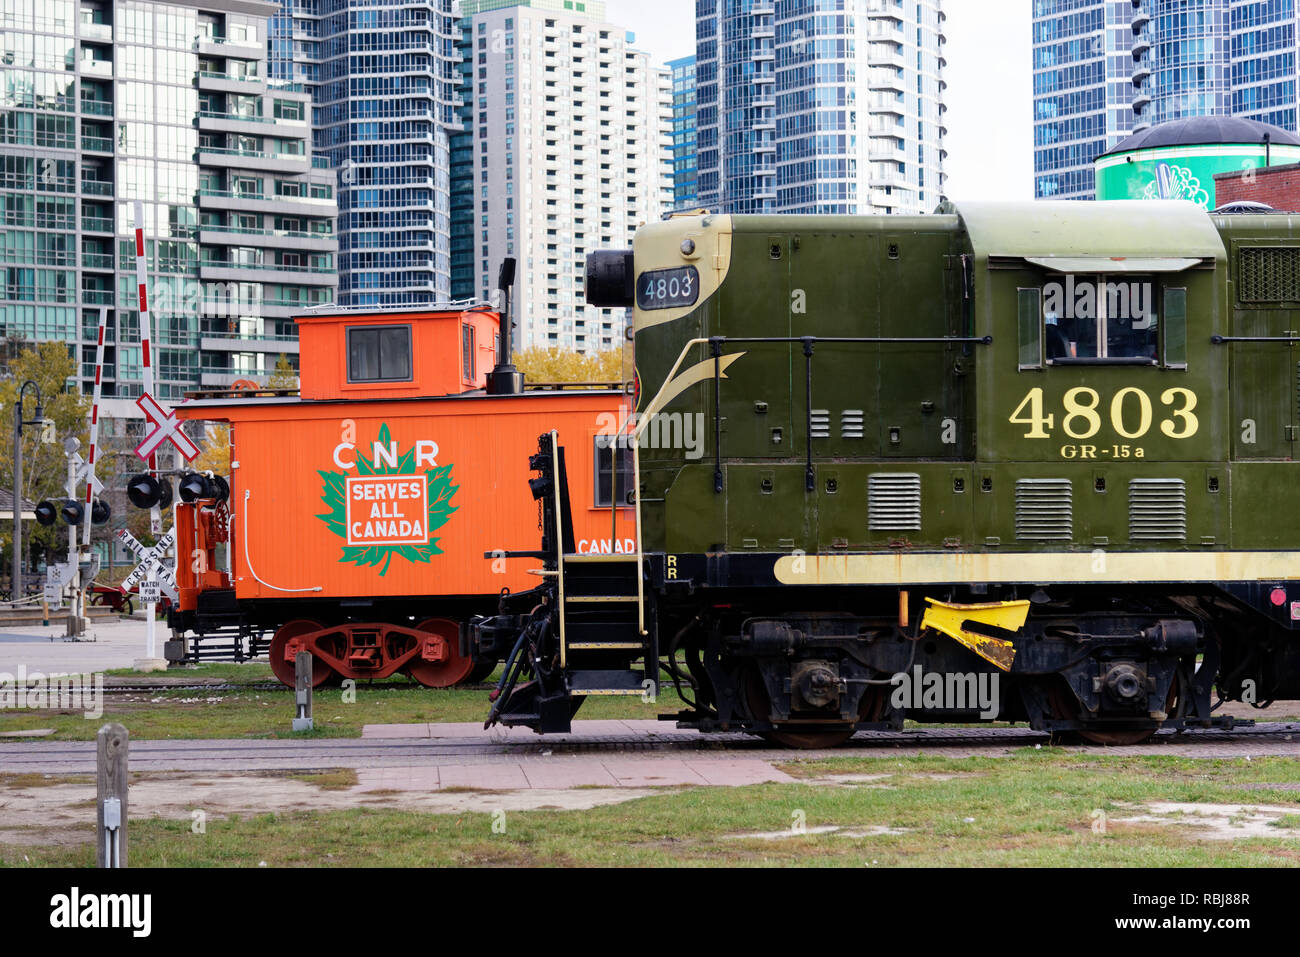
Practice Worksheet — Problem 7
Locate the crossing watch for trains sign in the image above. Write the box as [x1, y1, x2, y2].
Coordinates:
[316, 423, 459, 576]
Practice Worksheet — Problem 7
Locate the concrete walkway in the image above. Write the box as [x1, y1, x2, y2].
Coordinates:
[0, 616, 164, 675]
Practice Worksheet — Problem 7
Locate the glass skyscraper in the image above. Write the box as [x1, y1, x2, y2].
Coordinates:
[667, 53, 698, 211]
[696, 0, 947, 215]
[1033, 0, 1300, 200]
[0, 0, 337, 414]
[269, 0, 460, 306]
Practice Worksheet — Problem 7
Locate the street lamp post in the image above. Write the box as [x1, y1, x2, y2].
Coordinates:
[12, 380, 44, 602]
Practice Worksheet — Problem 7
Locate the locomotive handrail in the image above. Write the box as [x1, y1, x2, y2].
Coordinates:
[1211, 335, 1300, 343]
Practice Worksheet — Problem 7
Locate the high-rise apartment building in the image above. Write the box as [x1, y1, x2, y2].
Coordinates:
[1033, 0, 1300, 200]
[0, 0, 337, 414]
[452, 0, 671, 352]
[667, 53, 698, 210]
[269, 0, 460, 306]
[696, 0, 947, 215]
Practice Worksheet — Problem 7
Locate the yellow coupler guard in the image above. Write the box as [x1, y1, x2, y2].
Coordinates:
[919, 598, 1031, 672]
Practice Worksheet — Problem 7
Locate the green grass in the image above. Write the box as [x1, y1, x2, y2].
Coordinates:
[0, 662, 685, 740]
[3, 753, 1299, 867]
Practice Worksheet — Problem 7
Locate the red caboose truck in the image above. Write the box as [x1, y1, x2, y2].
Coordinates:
[170, 304, 635, 688]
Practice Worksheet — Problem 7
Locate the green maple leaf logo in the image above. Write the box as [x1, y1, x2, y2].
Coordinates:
[316, 422, 459, 576]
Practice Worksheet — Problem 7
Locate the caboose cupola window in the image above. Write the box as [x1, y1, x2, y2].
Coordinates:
[347, 324, 412, 383]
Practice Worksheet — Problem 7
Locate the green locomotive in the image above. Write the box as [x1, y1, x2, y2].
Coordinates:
[473, 200, 1300, 746]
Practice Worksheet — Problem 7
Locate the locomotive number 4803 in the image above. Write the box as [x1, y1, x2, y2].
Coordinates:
[1009, 386, 1199, 442]
[636, 267, 699, 311]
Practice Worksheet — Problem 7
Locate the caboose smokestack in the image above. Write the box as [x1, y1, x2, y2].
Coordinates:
[486, 257, 524, 396]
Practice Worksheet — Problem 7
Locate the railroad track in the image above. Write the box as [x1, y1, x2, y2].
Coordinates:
[2, 721, 1296, 776]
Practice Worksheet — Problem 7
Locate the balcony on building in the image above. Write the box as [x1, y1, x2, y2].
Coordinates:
[79, 2, 112, 41]
[1131, 9, 1150, 32]
[80, 165, 114, 197]
[80, 238, 114, 272]
[81, 119, 113, 153]
[197, 55, 266, 93]
[81, 277, 114, 305]
[868, 43, 905, 69]
[79, 41, 113, 76]
[81, 201, 114, 233]
[79, 79, 113, 117]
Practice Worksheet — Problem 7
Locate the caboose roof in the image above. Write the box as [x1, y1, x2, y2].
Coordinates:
[955, 200, 1227, 268]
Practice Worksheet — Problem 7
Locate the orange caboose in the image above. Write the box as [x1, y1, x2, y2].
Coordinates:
[170, 305, 635, 688]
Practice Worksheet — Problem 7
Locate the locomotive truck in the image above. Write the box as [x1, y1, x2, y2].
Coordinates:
[166, 299, 635, 688]
[473, 199, 1300, 746]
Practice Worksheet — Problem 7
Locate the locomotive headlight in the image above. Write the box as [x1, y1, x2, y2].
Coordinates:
[680, 239, 696, 256]
[584, 250, 634, 308]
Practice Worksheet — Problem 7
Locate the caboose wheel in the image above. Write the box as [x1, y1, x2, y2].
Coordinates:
[269, 619, 333, 688]
[406, 618, 476, 688]
[465, 659, 498, 684]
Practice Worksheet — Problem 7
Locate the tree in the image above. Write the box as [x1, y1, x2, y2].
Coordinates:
[514, 346, 628, 384]
[0, 343, 91, 572]
[268, 353, 299, 391]
[191, 422, 231, 478]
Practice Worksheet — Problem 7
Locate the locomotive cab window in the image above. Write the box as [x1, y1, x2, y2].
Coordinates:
[347, 324, 412, 383]
[1020, 275, 1181, 369]
[593, 435, 634, 508]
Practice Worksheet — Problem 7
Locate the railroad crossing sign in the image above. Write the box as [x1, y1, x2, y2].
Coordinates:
[64, 451, 104, 498]
[135, 392, 199, 462]
[116, 528, 178, 602]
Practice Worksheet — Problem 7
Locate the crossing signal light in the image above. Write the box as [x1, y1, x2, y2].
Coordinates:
[91, 499, 111, 525]
[178, 472, 230, 504]
[126, 474, 173, 510]
[60, 500, 83, 525]
[34, 500, 58, 526]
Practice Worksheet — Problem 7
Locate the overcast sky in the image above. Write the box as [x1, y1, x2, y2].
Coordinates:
[602, 0, 1034, 202]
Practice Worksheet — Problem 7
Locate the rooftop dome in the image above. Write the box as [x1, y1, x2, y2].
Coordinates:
[1099, 117, 1300, 158]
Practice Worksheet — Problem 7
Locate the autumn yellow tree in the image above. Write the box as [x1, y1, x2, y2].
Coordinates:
[514, 346, 629, 384]
[191, 423, 231, 478]
[268, 353, 299, 391]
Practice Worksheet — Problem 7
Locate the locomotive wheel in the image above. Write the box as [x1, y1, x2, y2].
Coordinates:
[743, 667, 857, 750]
[1047, 675, 1180, 746]
[406, 618, 476, 688]
[269, 619, 333, 688]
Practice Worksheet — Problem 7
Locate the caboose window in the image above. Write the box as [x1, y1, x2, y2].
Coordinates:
[462, 322, 475, 381]
[347, 325, 411, 383]
[593, 435, 633, 508]
[1040, 275, 1159, 365]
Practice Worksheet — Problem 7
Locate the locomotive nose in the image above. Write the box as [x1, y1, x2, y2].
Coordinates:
[585, 250, 634, 307]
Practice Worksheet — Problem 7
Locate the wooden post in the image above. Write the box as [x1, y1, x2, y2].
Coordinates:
[96, 722, 128, 868]
[293, 652, 313, 731]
